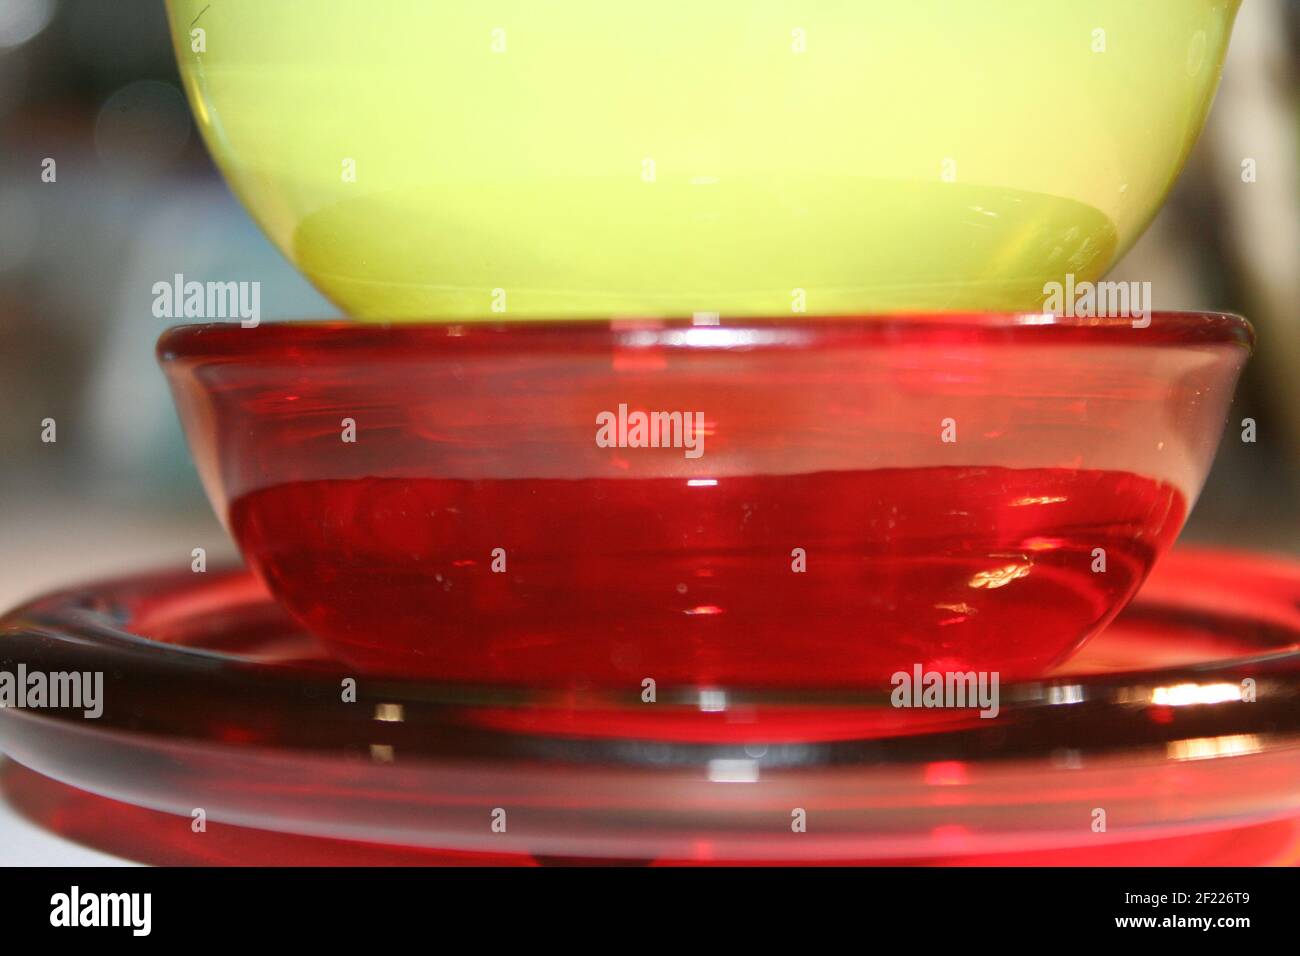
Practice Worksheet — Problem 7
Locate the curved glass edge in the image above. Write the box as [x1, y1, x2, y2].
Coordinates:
[157, 312, 1256, 365]
[1, 552, 1297, 768]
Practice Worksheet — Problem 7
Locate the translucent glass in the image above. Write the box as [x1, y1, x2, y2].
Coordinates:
[1, 547, 1297, 863]
[165, 0, 1240, 320]
[157, 314, 1251, 684]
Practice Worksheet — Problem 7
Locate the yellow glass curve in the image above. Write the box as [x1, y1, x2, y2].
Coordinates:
[166, 0, 1239, 321]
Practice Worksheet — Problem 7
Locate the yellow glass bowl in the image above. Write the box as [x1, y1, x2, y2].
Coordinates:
[167, 0, 1239, 321]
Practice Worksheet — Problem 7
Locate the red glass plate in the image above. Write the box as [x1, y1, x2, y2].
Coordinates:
[1, 547, 1297, 865]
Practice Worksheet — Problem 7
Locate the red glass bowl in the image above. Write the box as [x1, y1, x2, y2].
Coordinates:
[0, 548, 1297, 864]
[157, 314, 1252, 687]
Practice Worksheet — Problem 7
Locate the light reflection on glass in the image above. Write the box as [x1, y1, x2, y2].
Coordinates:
[1047, 684, 1085, 705]
[1151, 682, 1243, 706]
[697, 688, 727, 712]
[707, 759, 759, 783]
[968, 562, 1032, 589]
[1167, 734, 1261, 761]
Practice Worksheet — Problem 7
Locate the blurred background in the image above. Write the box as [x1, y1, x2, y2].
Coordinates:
[0, 0, 1297, 617]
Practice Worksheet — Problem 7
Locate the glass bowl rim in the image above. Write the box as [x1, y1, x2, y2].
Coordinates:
[157, 311, 1254, 364]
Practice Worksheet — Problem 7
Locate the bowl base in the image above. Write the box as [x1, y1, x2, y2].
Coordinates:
[232, 465, 1186, 685]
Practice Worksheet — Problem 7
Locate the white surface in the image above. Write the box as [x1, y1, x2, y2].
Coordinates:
[0, 759, 136, 866]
